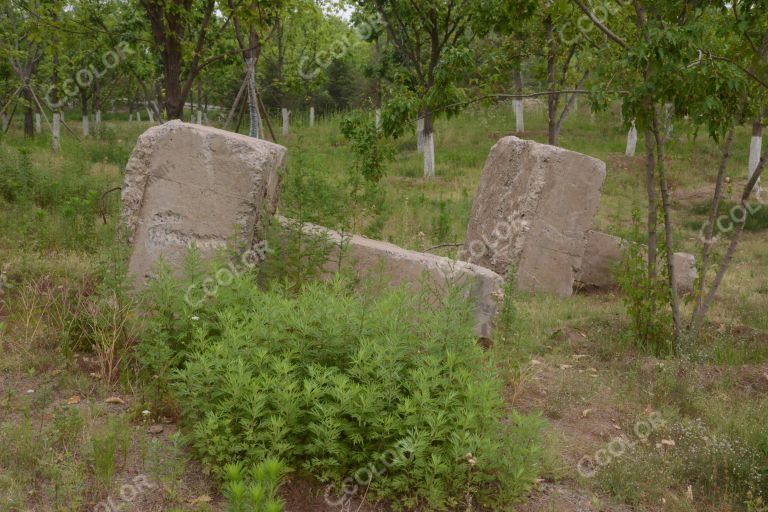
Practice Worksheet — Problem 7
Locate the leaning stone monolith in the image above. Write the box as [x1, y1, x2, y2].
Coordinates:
[122, 120, 286, 284]
[462, 136, 606, 297]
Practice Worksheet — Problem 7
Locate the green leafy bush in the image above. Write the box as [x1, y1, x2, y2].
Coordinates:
[223, 459, 286, 512]
[257, 217, 336, 291]
[340, 111, 391, 183]
[617, 210, 673, 355]
[141, 269, 542, 510]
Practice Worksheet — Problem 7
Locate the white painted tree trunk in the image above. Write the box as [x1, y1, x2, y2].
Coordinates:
[245, 58, 261, 138]
[375, 109, 381, 130]
[204, 113, 209, 125]
[82, 115, 89, 137]
[749, 124, 763, 182]
[128, 113, 132, 122]
[95, 110, 101, 129]
[416, 118, 425, 153]
[1, 113, 8, 132]
[309, 107, 315, 127]
[136, 111, 141, 122]
[35, 113, 41, 133]
[281, 108, 290, 136]
[625, 122, 638, 156]
[197, 110, 202, 125]
[146, 108, 153, 123]
[423, 131, 435, 177]
[513, 100, 525, 132]
[663, 103, 674, 142]
[52, 113, 61, 152]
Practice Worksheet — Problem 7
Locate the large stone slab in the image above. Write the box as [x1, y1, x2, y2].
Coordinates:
[275, 216, 504, 339]
[576, 230, 697, 293]
[462, 136, 606, 297]
[122, 121, 286, 283]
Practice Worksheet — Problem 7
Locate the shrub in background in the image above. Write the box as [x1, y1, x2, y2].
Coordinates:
[617, 210, 673, 355]
[0, 141, 118, 251]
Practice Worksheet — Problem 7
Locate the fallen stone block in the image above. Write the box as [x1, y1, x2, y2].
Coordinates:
[275, 216, 504, 339]
[673, 253, 697, 294]
[576, 230, 697, 293]
[122, 121, 286, 284]
[575, 231, 624, 289]
[463, 136, 606, 297]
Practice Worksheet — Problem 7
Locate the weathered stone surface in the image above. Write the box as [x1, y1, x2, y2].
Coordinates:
[276, 216, 504, 339]
[575, 231, 623, 289]
[122, 121, 286, 283]
[576, 230, 698, 293]
[673, 252, 697, 294]
[463, 136, 606, 297]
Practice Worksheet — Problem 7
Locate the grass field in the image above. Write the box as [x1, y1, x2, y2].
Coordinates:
[0, 102, 766, 511]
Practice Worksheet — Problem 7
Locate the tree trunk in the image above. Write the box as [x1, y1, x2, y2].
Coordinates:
[52, 113, 61, 152]
[375, 109, 381, 129]
[416, 116, 425, 152]
[513, 68, 524, 133]
[164, 40, 184, 119]
[35, 112, 41, 133]
[225, 78, 247, 130]
[691, 154, 766, 335]
[374, 37, 383, 112]
[52, 35, 60, 152]
[663, 103, 674, 143]
[644, 128, 658, 278]
[749, 120, 762, 182]
[140, 0, 216, 120]
[309, 106, 315, 127]
[626, 121, 638, 156]
[80, 90, 89, 137]
[652, 117, 682, 347]
[247, 57, 261, 138]
[23, 89, 34, 137]
[692, 128, 734, 330]
[422, 110, 435, 177]
[94, 77, 101, 132]
[554, 71, 589, 142]
[281, 108, 289, 136]
[235, 94, 246, 133]
[546, 15, 559, 146]
[153, 81, 163, 121]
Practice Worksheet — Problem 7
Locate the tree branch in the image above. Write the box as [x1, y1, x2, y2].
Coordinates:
[571, 0, 629, 49]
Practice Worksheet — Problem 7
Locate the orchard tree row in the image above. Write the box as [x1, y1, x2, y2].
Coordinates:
[2, 0, 767, 346]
